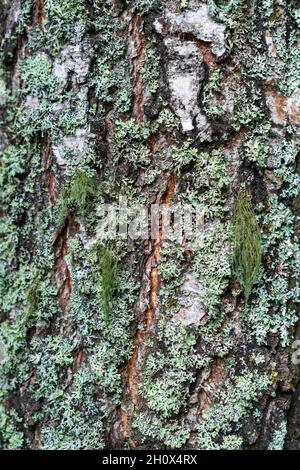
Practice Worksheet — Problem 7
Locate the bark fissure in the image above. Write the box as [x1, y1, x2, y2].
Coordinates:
[120, 173, 176, 447]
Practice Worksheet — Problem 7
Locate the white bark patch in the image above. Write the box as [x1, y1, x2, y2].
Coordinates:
[52, 42, 90, 86]
[51, 40, 91, 167]
[265, 92, 286, 126]
[175, 273, 207, 327]
[164, 39, 207, 132]
[25, 95, 40, 111]
[166, 5, 226, 58]
[4, 0, 21, 38]
[52, 123, 92, 167]
[0, 338, 5, 365]
[53, 61, 68, 84]
[287, 92, 300, 133]
[0, 78, 6, 105]
[265, 31, 278, 59]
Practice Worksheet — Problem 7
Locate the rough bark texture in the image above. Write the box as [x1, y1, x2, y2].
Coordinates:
[0, 0, 300, 450]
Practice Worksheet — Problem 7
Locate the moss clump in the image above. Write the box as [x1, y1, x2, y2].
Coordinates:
[232, 189, 262, 302]
[61, 170, 97, 217]
[100, 246, 118, 326]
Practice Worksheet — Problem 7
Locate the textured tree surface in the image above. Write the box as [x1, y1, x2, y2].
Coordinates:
[1, 0, 300, 450]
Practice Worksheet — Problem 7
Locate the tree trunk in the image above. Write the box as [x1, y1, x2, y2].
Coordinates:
[1, 0, 300, 450]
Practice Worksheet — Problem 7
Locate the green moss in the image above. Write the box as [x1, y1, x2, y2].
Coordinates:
[61, 170, 97, 217]
[99, 245, 118, 326]
[26, 282, 39, 319]
[232, 189, 262, 302]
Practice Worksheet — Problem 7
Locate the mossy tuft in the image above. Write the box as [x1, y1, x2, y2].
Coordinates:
[232, 189, 262, 302]
[100, 245, 118, 326]
[61, 170, 97, 217]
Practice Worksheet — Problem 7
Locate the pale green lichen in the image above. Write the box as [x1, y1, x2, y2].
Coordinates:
[268, 420, 287, 450]
[20, 57, 57, 98]
[197, 372, 271, 450]
[141, 40, 160, 94]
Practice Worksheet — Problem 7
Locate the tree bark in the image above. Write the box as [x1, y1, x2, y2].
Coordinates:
[0, 0, 300, 450]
